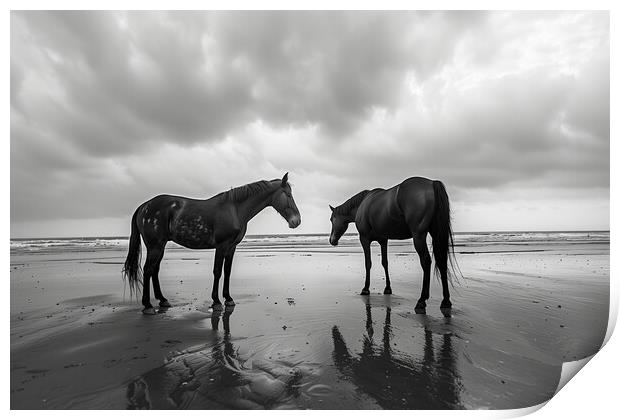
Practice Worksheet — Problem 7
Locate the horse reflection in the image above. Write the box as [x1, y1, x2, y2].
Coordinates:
[126, 307, 317, 409]
[126, 307, 239, 409]
[331, 302, 462, 409]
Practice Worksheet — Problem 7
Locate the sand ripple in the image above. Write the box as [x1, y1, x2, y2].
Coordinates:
[126, 309, 326, 409]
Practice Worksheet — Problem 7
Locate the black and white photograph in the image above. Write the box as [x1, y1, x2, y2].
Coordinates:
[9, 9, 610, 410]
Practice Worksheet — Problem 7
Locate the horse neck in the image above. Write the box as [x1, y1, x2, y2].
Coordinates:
[346, 206, 359, 223]
[335, 205, 358, 224]
[234, 184, 278, 224]
[340, 190, 369, 223]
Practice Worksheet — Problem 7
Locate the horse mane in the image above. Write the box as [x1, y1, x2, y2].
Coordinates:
[334, 190, 371, 215]
[225, 180, 277, 202]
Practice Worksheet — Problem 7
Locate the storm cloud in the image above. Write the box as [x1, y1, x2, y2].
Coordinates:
[10, 11, 609, 237]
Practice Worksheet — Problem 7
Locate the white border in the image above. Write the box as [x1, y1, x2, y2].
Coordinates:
[5, 2, 616, 418]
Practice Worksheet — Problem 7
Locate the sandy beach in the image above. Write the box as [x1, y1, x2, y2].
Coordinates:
[10, 233, 609, 409]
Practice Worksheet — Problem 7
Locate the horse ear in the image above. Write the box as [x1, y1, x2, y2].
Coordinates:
[281, 172, 289, 187]
[329, 205, 335, 212]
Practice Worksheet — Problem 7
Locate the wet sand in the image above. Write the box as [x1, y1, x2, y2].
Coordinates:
[10, 238, 609, 409]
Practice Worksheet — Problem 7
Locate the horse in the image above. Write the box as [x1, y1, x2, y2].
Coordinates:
[328, 176, 455, 312]
[123, 173, 301, 314]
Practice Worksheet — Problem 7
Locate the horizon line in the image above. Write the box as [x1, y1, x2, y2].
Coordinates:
[9, 229, 611, 241]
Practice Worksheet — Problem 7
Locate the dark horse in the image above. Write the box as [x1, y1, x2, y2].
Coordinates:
[123, 173, 301, 314]
[329, 177, 455, 312]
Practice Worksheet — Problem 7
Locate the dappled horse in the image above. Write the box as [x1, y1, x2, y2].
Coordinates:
[329, 177, 455, 312]
[123, 173, 301, 314]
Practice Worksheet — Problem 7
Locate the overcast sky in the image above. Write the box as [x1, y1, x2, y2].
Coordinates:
[10, 11, 609, 238]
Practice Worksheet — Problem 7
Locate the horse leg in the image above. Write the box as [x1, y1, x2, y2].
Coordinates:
[413, 233, 432, 312]
[379, 239, 392, 294]
[151, 245, 171, 308]
[223, 246, 236, 306]
[142, 246, 163, 315]
[360, 236, 372, 295]
[211, 248, 225, 310]
[435, 242, 452, 309]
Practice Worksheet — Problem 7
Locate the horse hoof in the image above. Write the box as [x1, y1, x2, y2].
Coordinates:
[383, 288, 392, 295]
[142, 307, 157, 315]
[211, 303, 223, 311]
[440, 307, 452, 318]
[415, 301, 426, 314]
[225, 300, 236, 307]
[360, 289, 370, 296]
[440, 300, 452, 309]
[159, 300, 172, 308]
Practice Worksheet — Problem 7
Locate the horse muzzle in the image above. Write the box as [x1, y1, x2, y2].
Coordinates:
[329, 235, 338, 246]
[288, 215, 301, 229]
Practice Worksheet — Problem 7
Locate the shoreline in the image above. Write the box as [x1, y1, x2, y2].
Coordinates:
[9, 229, 611, 241]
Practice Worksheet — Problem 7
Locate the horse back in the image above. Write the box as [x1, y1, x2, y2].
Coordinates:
[356, 177, 436, 239]
[356, 187, 410, 240]
[135, 194, 185, 242]
[136, 194, 240, 249]
[396, 177, 436, 233]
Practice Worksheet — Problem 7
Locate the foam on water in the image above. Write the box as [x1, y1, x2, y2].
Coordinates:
[10, 231, 609, 255]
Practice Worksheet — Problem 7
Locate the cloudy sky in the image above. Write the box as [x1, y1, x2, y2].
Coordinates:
[11, 11, 609, 238]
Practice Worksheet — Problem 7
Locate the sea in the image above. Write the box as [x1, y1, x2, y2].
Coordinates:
[10, 231, 610, 255]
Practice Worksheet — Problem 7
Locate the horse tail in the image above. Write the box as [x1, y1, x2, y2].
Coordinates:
[122, 207, 143, 297]
[431, 180, 458, 282]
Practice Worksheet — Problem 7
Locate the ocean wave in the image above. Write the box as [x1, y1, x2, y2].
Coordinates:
[10, 231, 609, 254]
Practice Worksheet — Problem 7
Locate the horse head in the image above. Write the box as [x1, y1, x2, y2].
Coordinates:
[272, 173, 301, 229]
[329, 205, 349, 246]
